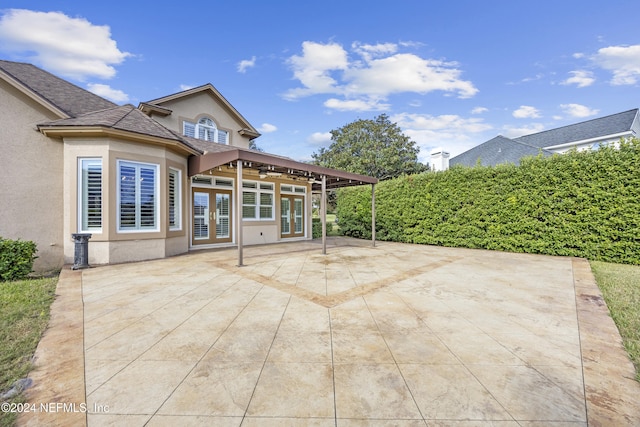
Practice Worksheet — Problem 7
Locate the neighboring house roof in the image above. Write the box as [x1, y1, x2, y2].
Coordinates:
[514, 108, 640, 149]
[140, 83, 261, 139]
[450, 108, 640, 167]
[0, 59, 116, 118]
[450, 136, 553, 167]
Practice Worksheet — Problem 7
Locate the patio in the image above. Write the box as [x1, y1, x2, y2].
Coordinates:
[19, 237, 640, 426]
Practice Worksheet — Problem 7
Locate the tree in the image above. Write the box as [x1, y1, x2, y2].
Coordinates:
[311, 114, 428, 180]
[249, 139, 264, 152]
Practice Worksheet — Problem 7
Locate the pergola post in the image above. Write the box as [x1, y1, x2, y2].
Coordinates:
[321, 174, 327, 255]
[236, 161, 243, 266]
[372, 183, 376, 247]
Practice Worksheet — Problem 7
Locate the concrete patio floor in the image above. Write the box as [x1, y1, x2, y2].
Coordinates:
[19, 237, 640, 426]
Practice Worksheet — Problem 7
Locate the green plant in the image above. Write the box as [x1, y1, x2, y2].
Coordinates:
[0, 238, 38, 282]
[336, 138, 640, 265]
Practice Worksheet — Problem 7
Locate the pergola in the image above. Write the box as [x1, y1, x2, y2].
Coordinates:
[189, 147, 378, 266]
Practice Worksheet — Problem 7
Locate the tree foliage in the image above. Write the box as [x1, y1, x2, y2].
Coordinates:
[336, 138, 640, 265]
[312, 114, 428, 180]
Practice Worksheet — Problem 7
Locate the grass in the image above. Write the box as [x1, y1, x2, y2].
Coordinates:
[590, 261, 640, 382]
[0, 277, 57, 427]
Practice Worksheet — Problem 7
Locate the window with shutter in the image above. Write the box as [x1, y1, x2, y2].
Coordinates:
[242, 180, 274, 220]
[117, 160, 159, 232]
[79, 158, 102, 232]
[182, 117, 229, 144]
[168, 168, 181, 230]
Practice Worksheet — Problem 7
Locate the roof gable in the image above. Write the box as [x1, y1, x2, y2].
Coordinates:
[141, 84, 260, 138]
[515, 109, 639, 148]
[0, 59, 116, 118]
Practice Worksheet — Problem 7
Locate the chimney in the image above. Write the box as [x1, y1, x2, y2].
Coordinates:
[430, 147, 450, 171]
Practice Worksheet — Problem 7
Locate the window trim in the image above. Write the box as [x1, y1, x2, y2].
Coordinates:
[168, 168, 182, 231]
[116, 160, 160, 233]
[78, 158, 103, 233]
[242, 180, 274, 221]
[183, 117, 229, 145]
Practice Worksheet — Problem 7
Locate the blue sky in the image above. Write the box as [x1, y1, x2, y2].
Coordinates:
[1, 1, 639, 163]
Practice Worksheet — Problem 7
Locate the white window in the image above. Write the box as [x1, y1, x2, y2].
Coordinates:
[183, 117, 229, 144]
[281, 184, 307, 194]
[168, 168, 182, 231]
[78, 158, 102, 232]
[117, 160, 159, 232]
[242, 181, 274, 220]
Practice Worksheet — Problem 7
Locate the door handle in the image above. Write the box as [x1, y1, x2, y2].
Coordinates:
[209, 211, 213, 221]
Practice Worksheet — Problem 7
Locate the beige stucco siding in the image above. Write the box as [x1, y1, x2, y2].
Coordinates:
[0, 80, 64, 273]
[62, 137, 189, 266]
[149, 92, 253, 149]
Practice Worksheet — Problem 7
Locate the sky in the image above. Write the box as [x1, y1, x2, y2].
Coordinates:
[1, 1, 639, 164]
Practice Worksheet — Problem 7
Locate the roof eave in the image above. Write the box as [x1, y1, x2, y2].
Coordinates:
[38, 126, 202, 155]
[544, 131, 633, 151]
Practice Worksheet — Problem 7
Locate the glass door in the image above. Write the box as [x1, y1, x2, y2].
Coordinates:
[280, 195, 304, 238]
[192, 188, 232, 245]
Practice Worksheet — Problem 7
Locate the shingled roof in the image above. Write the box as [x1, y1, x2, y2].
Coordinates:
[0, 59, 116, 117]
[514, 108, 640, 149]
[450, 136, 553, 167]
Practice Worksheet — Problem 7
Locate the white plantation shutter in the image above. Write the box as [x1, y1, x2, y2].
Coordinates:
[80, 159, 102, 231]
[168, 169, 181, 230]
[118, 161, 159, 231]
[183, 121, 196, 138]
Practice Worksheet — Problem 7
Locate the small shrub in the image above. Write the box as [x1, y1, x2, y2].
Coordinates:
[0, 237, 38, 281]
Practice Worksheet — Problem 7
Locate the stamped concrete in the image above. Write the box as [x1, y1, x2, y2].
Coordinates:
[18, 237, 640, 426]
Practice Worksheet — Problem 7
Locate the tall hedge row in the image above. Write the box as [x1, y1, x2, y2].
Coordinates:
[336, 138, 640, 264]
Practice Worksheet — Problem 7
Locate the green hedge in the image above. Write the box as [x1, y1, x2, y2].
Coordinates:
[0, 237, 38, 281]
[337, 138, 640, 264]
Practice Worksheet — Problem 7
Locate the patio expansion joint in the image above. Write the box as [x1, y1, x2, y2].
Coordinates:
[225, 255, 461, 308]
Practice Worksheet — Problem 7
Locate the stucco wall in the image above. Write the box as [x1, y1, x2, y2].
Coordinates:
[149, 91, 253, 149]
[0, 80, 64, 273]
[62, 137, 189, 266]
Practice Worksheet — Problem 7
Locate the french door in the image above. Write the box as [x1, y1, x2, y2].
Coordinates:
[192, 188, 232, 245]
[280, 195, 304, 238]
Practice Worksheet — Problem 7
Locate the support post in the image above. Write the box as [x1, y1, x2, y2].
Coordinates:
[321, 174, 327, 255]
[372, 183, 376, 247]
[236, 161, 243, 266]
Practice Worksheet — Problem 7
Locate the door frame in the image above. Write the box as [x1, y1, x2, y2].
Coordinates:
[280, 194, 305, 239]
[191, 187, 233, 245]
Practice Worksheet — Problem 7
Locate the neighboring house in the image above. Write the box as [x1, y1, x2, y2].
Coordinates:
[0, 60, 377, 273]
[446, 109, 640, 168]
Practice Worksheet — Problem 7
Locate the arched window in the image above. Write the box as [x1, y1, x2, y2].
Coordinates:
[183, 117, 229, 144]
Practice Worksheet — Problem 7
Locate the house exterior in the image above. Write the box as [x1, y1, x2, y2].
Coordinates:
[446, 109, 640, 168]
[0, 60, 376, 273]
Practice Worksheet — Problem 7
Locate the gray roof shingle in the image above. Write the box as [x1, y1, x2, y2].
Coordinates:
[0, 59, 116, 117]
[450, 135, 553, 167]
[514, 109, 639, 148]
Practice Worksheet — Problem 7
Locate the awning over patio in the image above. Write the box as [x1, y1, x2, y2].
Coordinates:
[189, 146, 378, 190]
[188, 147, 378, 266]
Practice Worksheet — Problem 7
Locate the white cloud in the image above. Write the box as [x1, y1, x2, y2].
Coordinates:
[283, 40, 478, 111]
[179, 84, 194, 91]
[86, 83, 129, 103]
[471, 106, 488, 114]
[559, 103, 599, 118]
[258, 123, 277, 133]
[307, 131, 332, 146]
[283, 41, 349, 99]
[391, 112, 493, 160]
[323, 97, 390, 112]
[237, 56, 256, 73]
[0, 9, 130, 80]
[592, 44, 640, 85]
[561, 70, 595, 88]
[513, 105, 541, 119]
